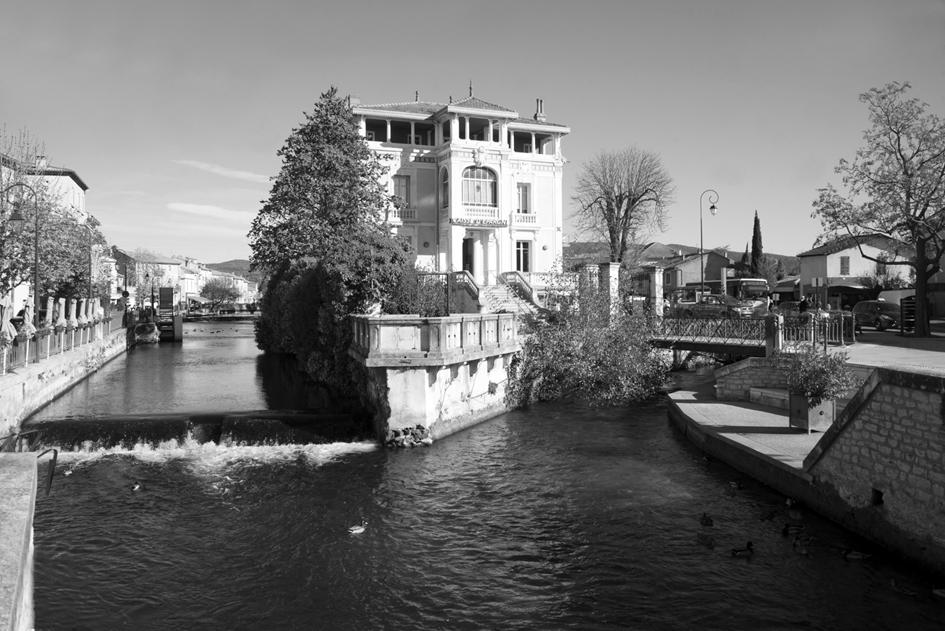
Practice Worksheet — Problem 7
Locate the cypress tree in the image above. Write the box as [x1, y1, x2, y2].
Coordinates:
[750, 210, 764, 276]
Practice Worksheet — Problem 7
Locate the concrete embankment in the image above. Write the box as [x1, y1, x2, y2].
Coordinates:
[0, 454, 38, 631]
[0, 324, 131, 438]
[668, 354, 945, 576]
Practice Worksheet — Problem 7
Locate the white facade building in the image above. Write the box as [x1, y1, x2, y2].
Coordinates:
[352, 93, 569, 288]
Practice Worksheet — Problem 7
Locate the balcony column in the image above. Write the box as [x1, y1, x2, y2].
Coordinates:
[473, 233, 485, 285]
[488, 120, 494, 143]
[530, 132, 536, 153]
[463, 117, 469, 140]
[410, 121, 415, 144]
[500, 121, 508, 148]
[358, 116, 366, 137]
[385, 120, 391, 143]
[450, 116, 459, 141]
[554, 134, 561, 157]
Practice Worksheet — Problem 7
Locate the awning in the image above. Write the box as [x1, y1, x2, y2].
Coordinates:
[186, 294, 210, 304]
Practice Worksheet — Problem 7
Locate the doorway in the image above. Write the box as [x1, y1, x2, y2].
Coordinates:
[462, 237, 474, 274]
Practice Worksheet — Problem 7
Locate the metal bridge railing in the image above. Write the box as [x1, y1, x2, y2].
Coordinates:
[657, 316, 767, 345]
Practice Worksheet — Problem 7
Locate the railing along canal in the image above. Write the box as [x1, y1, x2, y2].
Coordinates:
[653, 312, 856, 356]
[0, 312, 122, 376]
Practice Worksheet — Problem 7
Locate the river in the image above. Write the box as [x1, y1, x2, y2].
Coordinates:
[28, 324, 945, 630]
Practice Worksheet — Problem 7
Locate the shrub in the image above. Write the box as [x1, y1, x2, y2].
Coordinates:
[783, 345, 856, 408]
[506, 284, 668, 408]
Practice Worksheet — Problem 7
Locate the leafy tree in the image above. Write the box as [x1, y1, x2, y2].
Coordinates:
[200, 277, 241, 311]
[506, 280, 668, 408]
[249, 87, 414, 396]
[812, 82, 945, 336]
[750, 211, 764, 276]
[573, 147, 674, 263]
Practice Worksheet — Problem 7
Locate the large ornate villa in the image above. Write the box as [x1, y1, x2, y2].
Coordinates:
[352, 91, 569, 290]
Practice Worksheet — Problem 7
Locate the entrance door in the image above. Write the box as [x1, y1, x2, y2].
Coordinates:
[462, 237, 474, 274]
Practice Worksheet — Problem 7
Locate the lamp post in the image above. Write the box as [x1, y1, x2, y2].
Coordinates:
[699, 189, 719, 297]
[2, 182, 40, 329]
[81, 215, 99, 302]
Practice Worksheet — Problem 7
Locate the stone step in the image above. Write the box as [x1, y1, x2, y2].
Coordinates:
[749, 387, 789, 410]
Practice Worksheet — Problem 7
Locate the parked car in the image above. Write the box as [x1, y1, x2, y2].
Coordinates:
[852, 300, 900, 331]
[681, 294, 757, 318]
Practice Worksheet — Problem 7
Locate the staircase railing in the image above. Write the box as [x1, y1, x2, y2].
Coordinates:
[450, 271, 480, 301]
[498, 271, 535, 304]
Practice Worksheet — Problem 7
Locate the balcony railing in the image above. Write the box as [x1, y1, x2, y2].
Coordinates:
[389, 206, 417, 221]
[463, 205, 499, 220]
[512, 212, 537, 225]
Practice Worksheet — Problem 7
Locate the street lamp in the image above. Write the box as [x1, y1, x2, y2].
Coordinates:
[3, 182, 40, 329]
[699, 189, 719, 297]
[81, 215, 99, 302]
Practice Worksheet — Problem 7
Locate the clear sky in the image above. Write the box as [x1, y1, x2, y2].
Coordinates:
[1, 0, 943, 263]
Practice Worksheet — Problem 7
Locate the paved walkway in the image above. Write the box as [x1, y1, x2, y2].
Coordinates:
[670, 329, 945, 476]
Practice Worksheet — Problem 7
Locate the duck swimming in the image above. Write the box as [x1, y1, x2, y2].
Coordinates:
[348, 520, 367, 535]
[131, 481, 142, 492]
[731, 541, 754, 557]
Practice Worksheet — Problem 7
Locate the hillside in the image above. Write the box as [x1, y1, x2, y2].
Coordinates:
[207, 259, 262, 284]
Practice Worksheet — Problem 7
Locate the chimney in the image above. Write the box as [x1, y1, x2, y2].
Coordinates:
[34, 155, 48, 168]
[534, 98, 546, 122]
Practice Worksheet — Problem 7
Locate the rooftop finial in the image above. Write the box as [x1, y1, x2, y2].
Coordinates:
[449, 95, 452, 104]
[469, 80, 473, 97]
[415, 90, 419, 102]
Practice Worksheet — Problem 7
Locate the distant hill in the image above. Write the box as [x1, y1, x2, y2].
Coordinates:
[207, 259, 262, 284]
[563, 241, 799, 275]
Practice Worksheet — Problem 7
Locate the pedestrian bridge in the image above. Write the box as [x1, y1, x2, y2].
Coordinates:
[651, 314, 856, 357]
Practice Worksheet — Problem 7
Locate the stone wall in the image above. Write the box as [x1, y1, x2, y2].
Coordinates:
[0, 454, 38, 631]
[0, 326, 130, 437]
[713, 357, 790, 401]
[350, 313, 520, 445]
[807, 369, 945, 571]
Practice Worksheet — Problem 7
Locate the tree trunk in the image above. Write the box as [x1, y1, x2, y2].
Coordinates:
[914, 239, 931, 337]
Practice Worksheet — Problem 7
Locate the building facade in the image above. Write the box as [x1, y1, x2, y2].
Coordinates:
[352, 93, 569, 287]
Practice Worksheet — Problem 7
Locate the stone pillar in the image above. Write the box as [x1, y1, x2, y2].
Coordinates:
[473, 233, 484, 284]
[643, 265, 664, 314]
[599, 262, 621, 318]
[765, 314, 783, 356]
[580, 263, 599, 294]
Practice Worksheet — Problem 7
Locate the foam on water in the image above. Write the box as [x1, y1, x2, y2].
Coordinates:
[55, 434, 378, 474]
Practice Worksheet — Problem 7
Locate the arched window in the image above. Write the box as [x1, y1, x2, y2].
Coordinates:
[440, 168, 449, 208]
[462, 167, 497, 206]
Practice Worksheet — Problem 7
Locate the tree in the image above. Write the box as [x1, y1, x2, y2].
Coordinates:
[249, 87, 414, 396]
[812, 82, 945, 336]
[750, 211, 764, 276]
[573, 147, 674, 263]
[200, 277, 241, 311]
[1, 130, 110, 302]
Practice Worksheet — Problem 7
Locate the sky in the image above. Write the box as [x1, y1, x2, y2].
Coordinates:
[1, 0, 943, 264]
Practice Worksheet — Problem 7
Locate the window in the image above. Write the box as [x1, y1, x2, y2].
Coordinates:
[462, 167, 497, 206]
[516, 241, 531, 273]
[440, 168, 449, 208]
[840, 256, 850, 276]
[393, 175, 410, 207]
[516, 183, 530, 214]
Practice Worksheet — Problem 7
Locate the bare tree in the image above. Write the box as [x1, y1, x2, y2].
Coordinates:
[573, 147, 674, 263]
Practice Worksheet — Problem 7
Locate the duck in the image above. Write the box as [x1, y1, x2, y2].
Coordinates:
[731, 541, 754, 557]
[348, 520, 367, 535]
[842, 548, 871, 561]
[131, 481, 142, 492]
[63, 469, 74, 477]
[699, 512, 714, 527]
[782, 523, 805, 537]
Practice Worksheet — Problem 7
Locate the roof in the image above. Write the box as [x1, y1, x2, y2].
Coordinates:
[449, 95, 517, 113]
[355, 95, 567, 128]
[0, 152, 88, 191]
[355, 101, 444, 116]
[797, 234, 913, 258]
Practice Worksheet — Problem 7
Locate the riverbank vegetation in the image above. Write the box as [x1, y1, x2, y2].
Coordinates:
[506, 284, 669, 408]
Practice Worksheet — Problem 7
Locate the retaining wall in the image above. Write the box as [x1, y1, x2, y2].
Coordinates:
[0, 325, 130, 437]
[0, 454, 38, 631]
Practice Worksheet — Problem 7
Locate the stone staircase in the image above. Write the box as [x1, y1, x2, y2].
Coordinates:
[478, 284, 540, 317]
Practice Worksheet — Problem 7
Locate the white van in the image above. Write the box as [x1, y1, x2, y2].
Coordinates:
[877, 289, 915, 305]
